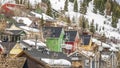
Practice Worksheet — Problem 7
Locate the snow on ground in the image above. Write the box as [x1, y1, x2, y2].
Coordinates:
[20, 26, 39, 32]
[31, 12, 54, 21]
[85, 1, 120, 40]
[50, 0, 65, 11]
[13, 17, 32, 26]
[29, 0, 41, 6]
[50, 0, 120, 40]
[41, 58, 71, 66]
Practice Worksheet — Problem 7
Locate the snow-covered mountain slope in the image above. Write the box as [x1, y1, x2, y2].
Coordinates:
[50, 0, 120, 40]
[49, 0, 120, 51]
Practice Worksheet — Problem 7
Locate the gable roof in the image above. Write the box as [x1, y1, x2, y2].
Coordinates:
[68, 49, 94, 59]
[6, 23, 22, 30]
[43, 27, 62, 38]
[64, 31, 77, 42]
[81, 35, 91, 45]
[0, 42, 16, 53]
[8, 23, 26, 28]
[5, 30, 25, 35]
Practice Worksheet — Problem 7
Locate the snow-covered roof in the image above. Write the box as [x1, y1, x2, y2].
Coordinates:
[101, 55, 110, 61]
[20, 26, 39, 32]
[81, 50, 94, 57]
[23, 40, 46, 47]
[0, 44, 4, 50]
[31, 12, 54, 21]
[92, 38, 119, 51]
[41, 58, 71, 66]
[92, 38, 111, 48]
[109, 47, 119, 52]
[13, 17, 32, 26]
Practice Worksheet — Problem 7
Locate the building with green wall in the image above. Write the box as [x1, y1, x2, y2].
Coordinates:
[43, 27, 64, 52]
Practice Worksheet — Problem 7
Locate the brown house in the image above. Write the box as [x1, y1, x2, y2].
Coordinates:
[16, 50, 50, 68]
[16, 49, 71, 68]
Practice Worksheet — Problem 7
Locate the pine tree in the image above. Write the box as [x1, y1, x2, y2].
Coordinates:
[105, 0, 111, 15]
[64, 0, 68, 11]
[79, 1, 87, 14]
[111, 15, 118, 28]
[40, 15, 44, 26]
[94, 0, 107, 15]
[85, 18, 89, 29]
[66, 16, 71, 25]
[79, 15, 87, 29]
[69, 0, 74, 3]
[79, 16, 83, 28]
[102, 26, 104, 30]
[72, 17, 76, 23]
[96, 24, 98, 31]
[90, 20, 95, 34]
[46, 0, 53, 17]
[74, 0, 78, 12]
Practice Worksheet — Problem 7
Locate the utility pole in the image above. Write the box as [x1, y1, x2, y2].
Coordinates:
[35, 35, 38, 49]
[98, 35, 103, 68]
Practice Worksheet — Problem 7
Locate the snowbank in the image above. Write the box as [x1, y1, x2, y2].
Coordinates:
[41, 58, 71, 66]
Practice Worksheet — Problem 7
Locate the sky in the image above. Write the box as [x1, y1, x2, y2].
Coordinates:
[116, 0, 120, 4]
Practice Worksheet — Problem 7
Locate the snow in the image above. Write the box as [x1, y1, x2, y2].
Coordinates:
[92, 38, 111, 48]
[29, 0, 41, 6]
[92, 38, 119, 51]
[50, 0, 65, 11]
[109, 47, 119, 51]
[0, 0, 41, 6]
[0, 44, 4, 50]
[0, 0, 15, 5]
[81, 50, 94, 57]
[50, 0, 120, 49]
[41, 58, 71, 66]
[20, 26, 39, 32]
[85, 1, 120, 40]
[31, 12, 54, 21]
[23, 40, 46, 47]
[101, 55, 110, 61]
[13, 17, 32, 26]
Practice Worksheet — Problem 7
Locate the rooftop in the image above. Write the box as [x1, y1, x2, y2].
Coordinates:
[64, 31, 77, 42]
[81, 35, 91, 45]
[43, 27, 62, 38]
